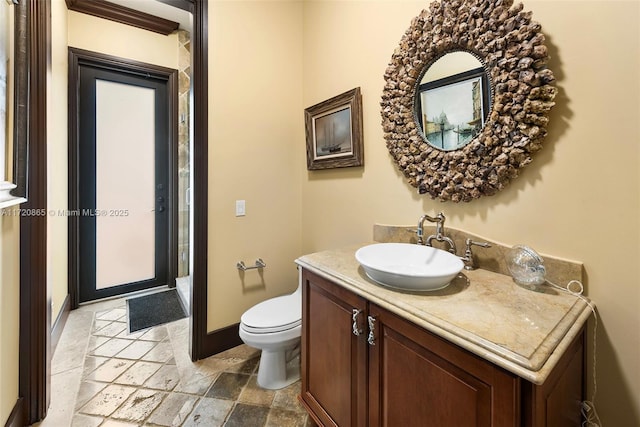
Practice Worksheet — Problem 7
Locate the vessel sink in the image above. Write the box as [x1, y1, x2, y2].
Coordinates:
[355, 243, 464, 291]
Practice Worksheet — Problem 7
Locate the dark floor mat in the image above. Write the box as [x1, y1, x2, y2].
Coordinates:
[127, 289, 187, 332]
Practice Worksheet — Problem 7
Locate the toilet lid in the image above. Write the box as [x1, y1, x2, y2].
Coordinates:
[241, 293, 301, 333]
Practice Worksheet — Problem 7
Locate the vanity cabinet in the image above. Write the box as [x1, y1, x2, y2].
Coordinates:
[299, 269, 585, 427]
[300, 269, 368, 427]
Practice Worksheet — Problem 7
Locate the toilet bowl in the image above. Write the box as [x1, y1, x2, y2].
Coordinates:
[239, 283, 301, 390]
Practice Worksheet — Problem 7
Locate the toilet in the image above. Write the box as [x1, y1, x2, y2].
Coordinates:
[239, 282, 302, 390]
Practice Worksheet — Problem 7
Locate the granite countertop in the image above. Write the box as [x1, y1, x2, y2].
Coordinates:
[295, 242, 593, 385]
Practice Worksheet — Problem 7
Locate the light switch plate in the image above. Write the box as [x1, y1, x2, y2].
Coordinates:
[235, 200, 246, 216]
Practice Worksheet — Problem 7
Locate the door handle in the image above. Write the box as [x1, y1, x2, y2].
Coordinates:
[352, 309, 363, 336]
[367, 315, 376, 346]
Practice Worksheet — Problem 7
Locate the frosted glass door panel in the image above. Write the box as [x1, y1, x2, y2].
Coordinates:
[95, 80, 156, 289]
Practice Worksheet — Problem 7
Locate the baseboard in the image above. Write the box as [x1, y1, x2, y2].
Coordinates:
[201, 322, 243, 357]
[4, 397, 24, 427]
[51, 294, 71, 355]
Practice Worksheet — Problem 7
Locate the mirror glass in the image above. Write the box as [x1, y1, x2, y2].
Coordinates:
[415, 51, 491, 151]
[1, 1, 11, 187]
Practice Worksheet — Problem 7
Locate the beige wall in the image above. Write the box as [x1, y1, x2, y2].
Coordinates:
[1, 4, 20, 423]
[207, 1, 304, 331]
[0, 216, 20, 427]
[300, 1, 639, 425]
[67, 11, 179, 70]
[0, 8, 21, 410]
[49, 0, 69, 325]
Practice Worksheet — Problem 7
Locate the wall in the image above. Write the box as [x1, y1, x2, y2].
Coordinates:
[207, 1, 303, 331]
[301, 1, 639, 425]
[67, 11, 178, 70]
[0, 216, 20, 427]
[1, 3, 20, 423]
[48, 0, 69, 327]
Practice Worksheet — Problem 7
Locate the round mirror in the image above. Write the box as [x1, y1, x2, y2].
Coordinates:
[415, 51, 490, 151]
[381, 1, 556, 203]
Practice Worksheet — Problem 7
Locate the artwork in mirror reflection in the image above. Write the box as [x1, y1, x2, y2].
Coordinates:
[416, 52, 491, 151]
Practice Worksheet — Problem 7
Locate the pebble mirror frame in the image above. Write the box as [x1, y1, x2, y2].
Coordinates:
[381, 0, 556, 202]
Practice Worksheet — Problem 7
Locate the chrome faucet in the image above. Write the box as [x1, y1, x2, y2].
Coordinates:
[460, 238, 491, 270]
[417, 212, 456, 254]
[416, 213, 439, 244]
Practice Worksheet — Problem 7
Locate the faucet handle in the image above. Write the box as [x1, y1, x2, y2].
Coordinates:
[463, 239, 491, 270]
[466, 239, 491, 249]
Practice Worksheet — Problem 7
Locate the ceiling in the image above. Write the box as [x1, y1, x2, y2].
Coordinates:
[107, 0, 192, 31]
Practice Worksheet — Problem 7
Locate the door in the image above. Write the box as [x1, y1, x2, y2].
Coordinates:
[367, 303, 519, 427]
[300, 269, 368, 427]
[77, 62, 174, 303]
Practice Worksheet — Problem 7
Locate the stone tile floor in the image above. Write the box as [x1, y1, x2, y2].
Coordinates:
[36, 296, 313, 427]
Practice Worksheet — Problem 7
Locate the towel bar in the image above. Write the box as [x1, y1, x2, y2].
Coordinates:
[236, 258, 266, 271]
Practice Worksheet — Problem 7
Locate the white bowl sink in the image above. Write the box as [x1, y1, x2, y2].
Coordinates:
[355, 243, 464, 291]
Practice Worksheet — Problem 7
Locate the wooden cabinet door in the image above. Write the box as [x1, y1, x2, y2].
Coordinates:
[522, 330, 585, 427]
[367, 303, 520, 427]
[300, 270, 368, 427]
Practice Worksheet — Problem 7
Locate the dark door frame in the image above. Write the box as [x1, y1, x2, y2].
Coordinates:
[17, 0, 212, 424]
[17, 0, 50, 424]
[68, 47, 178, 307]
[190, 0, 212, 361]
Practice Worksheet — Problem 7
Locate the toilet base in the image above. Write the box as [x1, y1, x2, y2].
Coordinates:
[256, 346, 300, 390]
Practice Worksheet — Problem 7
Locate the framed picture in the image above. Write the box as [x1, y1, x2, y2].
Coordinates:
[416, 67, 490, 151]
[304, 87, 363, 170]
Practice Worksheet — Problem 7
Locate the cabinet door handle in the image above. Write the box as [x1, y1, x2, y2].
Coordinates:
[367, 315, 376, 346]
[352, 309, 363, 336]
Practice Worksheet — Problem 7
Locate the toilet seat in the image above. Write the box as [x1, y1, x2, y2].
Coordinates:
[241, 294, 301, 334]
